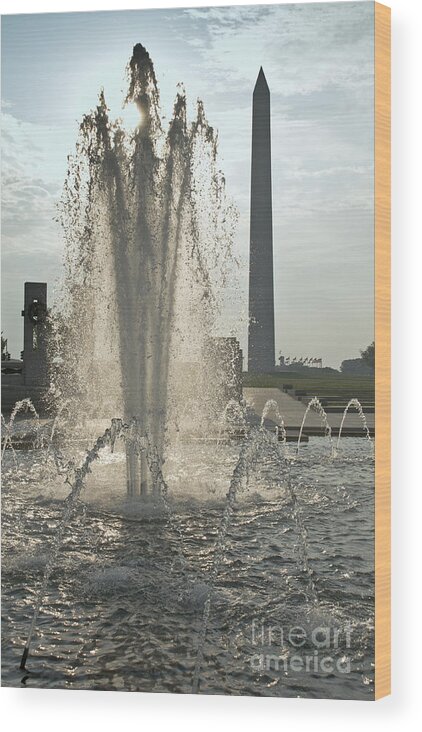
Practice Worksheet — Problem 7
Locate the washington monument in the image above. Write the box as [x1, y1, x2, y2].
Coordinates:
[248, 67, 275, 373]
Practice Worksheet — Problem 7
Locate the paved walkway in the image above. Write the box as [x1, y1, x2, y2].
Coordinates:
[243, 388, 374, 433]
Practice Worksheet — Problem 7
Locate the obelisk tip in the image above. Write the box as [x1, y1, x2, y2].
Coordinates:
[254, 66, 269, 92]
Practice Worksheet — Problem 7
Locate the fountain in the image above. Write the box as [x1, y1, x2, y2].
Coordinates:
[297, 396, 334, 456]
[50, 43, 235, 499]
[336, 398, 374, 453]
[1, 44, 376, 699]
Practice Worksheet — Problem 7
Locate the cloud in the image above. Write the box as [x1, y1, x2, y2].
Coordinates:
[288, 164, 369, 179]
[1, 5, 375, 367]
[179, 3, 374, 226]
[184, 2, 374, 97]
[1, 110, 63, 257]
[1, 109, 64, 355]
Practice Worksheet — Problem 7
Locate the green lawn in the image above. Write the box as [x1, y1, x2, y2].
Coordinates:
[242, 370, 375, 402]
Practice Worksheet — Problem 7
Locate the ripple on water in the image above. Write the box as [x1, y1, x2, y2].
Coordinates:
[1, 437, 374, 698]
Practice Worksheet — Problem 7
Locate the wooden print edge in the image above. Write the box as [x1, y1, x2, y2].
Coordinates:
[374, 1, 391, 701]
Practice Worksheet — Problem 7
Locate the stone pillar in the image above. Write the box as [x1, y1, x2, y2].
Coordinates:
[21, 282, 48, 386]
[248, 68, 276, 373]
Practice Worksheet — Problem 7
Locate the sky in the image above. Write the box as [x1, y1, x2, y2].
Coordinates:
[1, 2, 374, 367]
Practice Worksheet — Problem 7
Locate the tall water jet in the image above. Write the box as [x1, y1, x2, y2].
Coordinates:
[51, 44, 236, 498]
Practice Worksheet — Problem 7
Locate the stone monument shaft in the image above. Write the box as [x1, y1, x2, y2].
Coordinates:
[248, 67, 275, 372]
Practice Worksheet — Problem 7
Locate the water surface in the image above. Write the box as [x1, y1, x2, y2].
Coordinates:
[1, 436, 374, 699]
